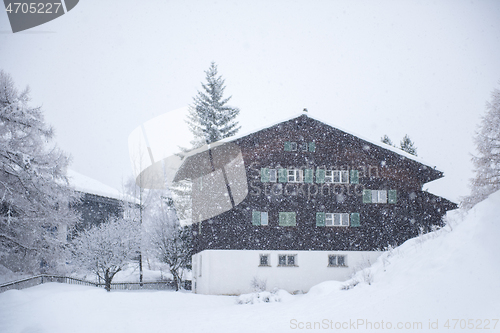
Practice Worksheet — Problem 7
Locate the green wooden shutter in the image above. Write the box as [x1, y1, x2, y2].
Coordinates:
[279, 212, 296, 226]
[252, 211, 261, 226]
[316, 212, 325, 227]
[388, 190, 397, 204]
[309, 142, 316, 152]
[316, 169, 325, 183]
[279, 212, 287, 226]
[304, 169, 314, 183]
[278, 168, 287, 183]
[284, 141, 292, 151]
[350, 170, 359, 184]
[362, 189, 372, 203]
[260, 168, 270, 182]
[350, 213, 360, 227]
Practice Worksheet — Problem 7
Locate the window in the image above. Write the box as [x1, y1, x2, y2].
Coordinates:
[269, 169, 277, 182]
[328, 255, 347, 267]
[304, 169, 314, 183]
[279, 212, 296, 226]
[287, 169, 303, 182]
[325, 213, 349, 226]
[316, 169, 325, 183]
[278, 254, 297, 266]
[325, 170, 333, 183]
[260, 168, 277, 182]
[363, 190, 394, 204]
[285, 141, 315, 152]
[325, 170, 349, 183]
[259, 254, 270, 266]
[252, 210, 268, 226]
[261, 212, 268, 226]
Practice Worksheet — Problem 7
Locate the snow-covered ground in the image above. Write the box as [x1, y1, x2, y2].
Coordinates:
[1, 191, 499, 333]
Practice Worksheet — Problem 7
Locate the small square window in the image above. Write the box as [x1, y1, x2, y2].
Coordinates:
[328, 255, 337, 266]
[278, 255, 287, 266]
[287, 255, 295, 266]
[290, 142, 297, 151]
[300, 142, 308, 151]
[260, 254, 270, 266]
[287, 169, 303, 183]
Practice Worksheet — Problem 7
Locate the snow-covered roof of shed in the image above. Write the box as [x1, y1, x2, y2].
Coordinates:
[220, 113, 443, 173]
[67, 169, 137, 204]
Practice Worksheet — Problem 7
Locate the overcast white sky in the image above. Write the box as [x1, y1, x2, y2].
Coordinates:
[1, 0, 499, 202]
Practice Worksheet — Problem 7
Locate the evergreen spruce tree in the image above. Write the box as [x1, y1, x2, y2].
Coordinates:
[400, 134, 418, 156]
[0, 70, 79, 272]
[381, 135, 394, 146]
[186, 62, 241, 148]
[462, 85, 500, 209]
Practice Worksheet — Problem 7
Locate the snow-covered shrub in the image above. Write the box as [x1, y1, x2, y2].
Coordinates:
[250, 276, 267, 292]
[237, 288, 290, 304]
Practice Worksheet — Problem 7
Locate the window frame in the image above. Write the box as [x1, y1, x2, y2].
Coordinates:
[287, 169, 303, 183]
[328, 254, 347, 267]
[325, 170, 333, 183]
[278, 254, 298, 267]
[259, 254, 271, 267]
[325, 213, 350, 227]
[269, 169, 277, 182]
[260, 212, 268, 226]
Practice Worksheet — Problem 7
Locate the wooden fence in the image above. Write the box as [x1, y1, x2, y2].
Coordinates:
[0, 275, 191, 293]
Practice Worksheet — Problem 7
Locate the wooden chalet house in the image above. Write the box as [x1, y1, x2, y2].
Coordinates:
[190, 114, 456, 295]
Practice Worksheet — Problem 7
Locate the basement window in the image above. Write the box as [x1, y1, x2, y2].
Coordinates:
[259, 254, 271, 267]
[328, 255, 347, 267]
[278, 254, 297, 267]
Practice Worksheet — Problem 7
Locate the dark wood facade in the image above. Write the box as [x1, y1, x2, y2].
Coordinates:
[71, 192, 124, 235]
[192, 115, 457, 253]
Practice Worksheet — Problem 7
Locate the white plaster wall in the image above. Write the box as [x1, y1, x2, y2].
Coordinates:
[192, 250, 381, 295]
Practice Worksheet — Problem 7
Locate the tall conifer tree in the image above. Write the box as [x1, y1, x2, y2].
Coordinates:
[186, 62, 240, 148]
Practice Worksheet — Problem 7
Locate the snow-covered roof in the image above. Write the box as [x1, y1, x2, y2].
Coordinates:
[221, 113, 443, 173]
[67, 169, 138, 204]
